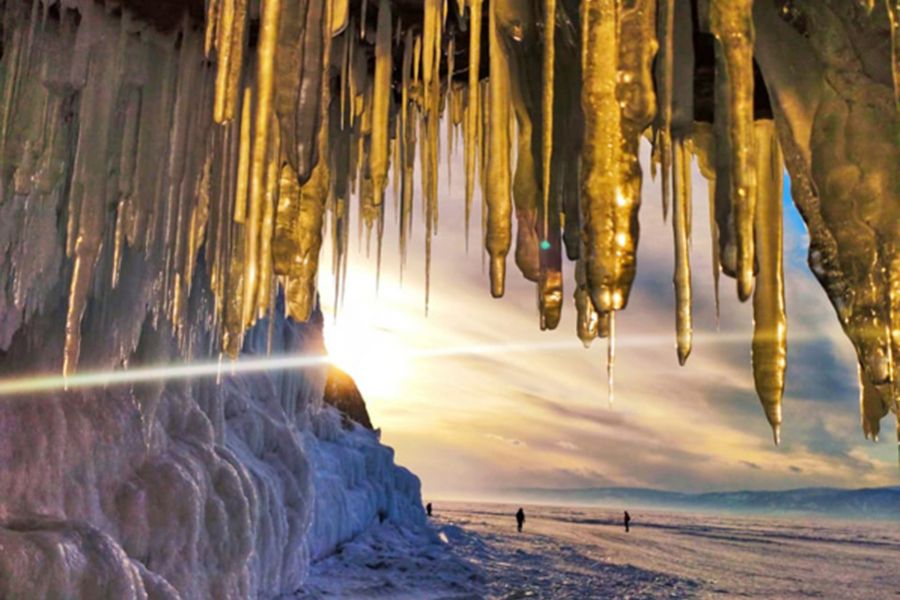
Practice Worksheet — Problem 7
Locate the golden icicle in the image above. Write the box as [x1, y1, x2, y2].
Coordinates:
[575, 259, 600, 347]
[370, 0, 392, 204]
[657, 0, 674, 221]
[257, 116, 280, 316]
[580, 0, 628, 313]
[672, 137, 692, 365]
[242, 0, 281, 327]
[225, 0, 249, 121]
[423, 0, 438, 87]
[616, 0, 657, 308]
[286, 0, 332, 321]
[465, 0, 483, 249]
[859, 365, 890, 441]
[486, 0, 513, 297]
[234, 86, 252, 223]
[751, 120, 786, 444]
[332, 0, 350, 35]
[541, 0, 556, 239]
[710, 0, 757, 301]
[213, 0, 235, 123]
[205, 0, 220, 57]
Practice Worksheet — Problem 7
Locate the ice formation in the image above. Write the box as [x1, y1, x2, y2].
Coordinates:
[3, 0, 889, 441]
[0, 0, 895, 595]
[0, 0, 897, 589]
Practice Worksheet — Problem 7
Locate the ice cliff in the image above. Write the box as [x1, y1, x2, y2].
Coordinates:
[0, 299, 424, 599]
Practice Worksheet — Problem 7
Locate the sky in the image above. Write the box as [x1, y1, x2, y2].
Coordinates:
[317, 140, 898, 500]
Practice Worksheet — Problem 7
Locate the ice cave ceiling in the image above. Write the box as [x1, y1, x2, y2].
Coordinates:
[0, 0, 897, 447]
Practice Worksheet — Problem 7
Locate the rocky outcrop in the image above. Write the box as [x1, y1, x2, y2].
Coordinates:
[323, 366, 374, 431]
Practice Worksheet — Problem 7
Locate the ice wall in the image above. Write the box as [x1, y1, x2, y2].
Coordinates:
[0, 298, 424, 599]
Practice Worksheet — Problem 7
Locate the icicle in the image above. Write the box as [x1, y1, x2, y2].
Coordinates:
[333, 0, 350, 35]
[370, 0, 392, 203]
[575, 259, 599, 347]
[295, 0, 328, 180]
[581, 0, 631, 313]
[657, 0, 673, 221]
[64, 3, 124, 376]
[393, 120, 402, 217]
[423, 0, 439, 89]
[672, 137, 692, 365]
[212, 0, 235, 122]
[217, 0, 248, 122]
[859, 365, 889, 441]
[541, 0, 556, 242]
[751, 120, 786, 444]
[486, 0, 513, 298]
[710, 0, 756, 301]
[257, 115, 280, 316]
[465, 0, 483, 250]
[285, 0, 332, 321]
[615, 0, 657, 305]
[205, 0, 220, 57]
[242, 0, 281, 328]
[234, 86, 252, 223]
[400, 31, 414, 272]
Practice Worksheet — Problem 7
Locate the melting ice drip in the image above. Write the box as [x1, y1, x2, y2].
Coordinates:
[0, 0, 897, 447]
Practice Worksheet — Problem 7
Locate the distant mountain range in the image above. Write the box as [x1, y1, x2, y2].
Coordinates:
[509, 486, 900, 519]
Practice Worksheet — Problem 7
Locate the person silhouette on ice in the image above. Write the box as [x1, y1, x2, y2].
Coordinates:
[516, 508, 525, 532]
[426, 502, 433, 517]
[624, 510, 631, 533]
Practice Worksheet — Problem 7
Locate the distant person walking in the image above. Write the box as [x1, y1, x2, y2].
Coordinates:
[624, 511, 631, 533]
[426, 502, 433, 517]
[516, 508, 526, 532]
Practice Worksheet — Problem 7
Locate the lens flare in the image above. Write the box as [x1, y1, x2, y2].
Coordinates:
[0, 331, 814, 398]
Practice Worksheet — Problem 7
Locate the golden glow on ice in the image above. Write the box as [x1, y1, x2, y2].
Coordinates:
[6, 0, 893, 448]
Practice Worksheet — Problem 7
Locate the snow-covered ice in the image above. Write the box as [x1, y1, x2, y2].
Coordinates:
[295, 501, 900, 599]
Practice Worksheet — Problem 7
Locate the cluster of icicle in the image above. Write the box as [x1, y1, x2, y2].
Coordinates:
[203, 0, 793, 438]
[2, 0, 897, 445]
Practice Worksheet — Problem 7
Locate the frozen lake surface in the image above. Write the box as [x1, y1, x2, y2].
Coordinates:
[295, 501, 900, 599]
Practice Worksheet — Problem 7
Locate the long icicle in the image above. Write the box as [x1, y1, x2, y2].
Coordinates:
[580, 0, 627, 313]
[657, 0, 673, 221]
[710, 0, 757, 301]
[486, 0, 513, 298]
[241, 0, 281, 327]
[672, 137, 692, 365]
[751, 120, 786, 444]
[370, 0, 392, 204]
[541, 0, 556, 242]
[465, 0, 483, 251]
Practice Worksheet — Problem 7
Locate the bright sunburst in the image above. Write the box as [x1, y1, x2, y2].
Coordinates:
[322, 305, 411, 400]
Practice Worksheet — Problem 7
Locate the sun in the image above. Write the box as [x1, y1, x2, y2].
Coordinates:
[322, 308, 410, 400]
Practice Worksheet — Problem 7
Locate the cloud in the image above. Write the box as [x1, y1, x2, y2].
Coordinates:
[740, 461, 762, 470]
[557, 441, 579, 451]
[486, 434, 527, 447]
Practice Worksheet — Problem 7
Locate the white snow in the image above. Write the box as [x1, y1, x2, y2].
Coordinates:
[296, 501, 900, 599]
